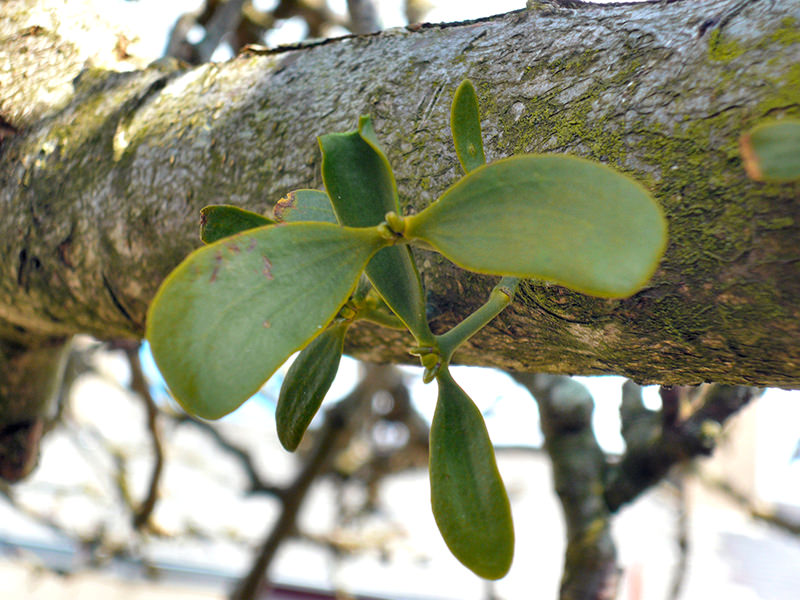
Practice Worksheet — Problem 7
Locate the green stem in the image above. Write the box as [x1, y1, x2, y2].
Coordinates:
[351, 275, 372, 304]
[437, 277, 519, 362]
[358, 306, 407, 330]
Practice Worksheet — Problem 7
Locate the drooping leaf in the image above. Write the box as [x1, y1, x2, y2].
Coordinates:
[146, 223, 386, 420]
[451, 79, 486, 173]
[319, 118, 433, 342]
[274, 189, 338, 224]
[200, 205, 274, 244]
[740, 119, 800, 183]
[276, 321, 347, 451]
[430, 368, 514, 580]
[405, 154, 668, 298]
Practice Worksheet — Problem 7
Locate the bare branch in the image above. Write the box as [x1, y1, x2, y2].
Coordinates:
[173, 414, 284, 497]
[604, 384, 759, 512]
[197, 0, 248, 62]
[512, 373, 620, 600]
[666, 472, 689, 600]
[118, 341, 166, 531]
[347, 0, 381, 34]
[231, 364, 400, 600]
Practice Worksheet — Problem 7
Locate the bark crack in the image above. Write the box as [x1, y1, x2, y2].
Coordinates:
[102, 272, 135, 325]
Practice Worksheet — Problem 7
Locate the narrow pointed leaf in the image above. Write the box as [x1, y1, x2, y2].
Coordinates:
[740, 119, 800, 183]
[200, 205, 274, 244]
[320, 119, 433, 342]
[451, 79, 485, 173]
[357, 115, 389, 160]
[276, 321, 347, 451]
[406, 155, 668, 298]
[146, 223, 385, 420]
[274, 189, 338, 224]
[430, 368, 514, 580]
[319, 117, 400, 224]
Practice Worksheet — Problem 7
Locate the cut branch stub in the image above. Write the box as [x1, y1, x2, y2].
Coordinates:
[319, 117, 433, 343]
[146, 223, 387, 419]
[429, 367, 514, 580]
[450, 79, 486, 173]
[405, 155, 668, 298]
[276, 321, 348, 451]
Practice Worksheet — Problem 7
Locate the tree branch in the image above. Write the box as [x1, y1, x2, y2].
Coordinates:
[230, 364, 394, 600]
[174, 414, 284, 497]
[514, 374, 760, 599]
[604, 383, 758, 512]
[118, 341, 166, 530]
[1, 0, 799, 385]
[513, 373, 619, 600]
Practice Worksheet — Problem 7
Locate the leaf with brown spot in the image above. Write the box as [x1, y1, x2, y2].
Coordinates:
[274, 189, 337, 224]
[147, 223, 388, 419]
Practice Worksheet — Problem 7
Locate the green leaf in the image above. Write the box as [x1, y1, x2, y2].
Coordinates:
[319, 116, 400, 225]
[430, 368, 514, 580]
[274, 189, 338, 224]
[276, 321, 347, 451]
[406, 154, 667, 298]
[740, 119, 800, 183]
[319, 118, 433, 342]
[451, 79, 486, 173]
[146, 223, 386, 420]
[200, 205, 274, 244]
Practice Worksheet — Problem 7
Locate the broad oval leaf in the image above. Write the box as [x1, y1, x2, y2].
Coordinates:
[146, 223, 385, 419]
[406, 154, 668, 298]
[276, 321, 347, 451]
[274, 189, 338, 224]
[200, 205, 274, 244]
[451, 79, 486, 173]
[320, 118, 433, 342]
[740, 119, 800, 183]
[430, 368, 514, 580]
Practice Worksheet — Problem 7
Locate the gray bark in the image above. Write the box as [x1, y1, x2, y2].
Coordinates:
[1, 0, 799, 386]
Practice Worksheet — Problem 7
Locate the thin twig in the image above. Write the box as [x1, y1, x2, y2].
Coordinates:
[702, 475, 800, 537]
[173, 415, 283, 497]
[230, 364, 395, 600]
[121, 343, 165, 531]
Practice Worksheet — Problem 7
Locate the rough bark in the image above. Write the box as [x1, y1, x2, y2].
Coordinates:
[1, 0, 799, 386]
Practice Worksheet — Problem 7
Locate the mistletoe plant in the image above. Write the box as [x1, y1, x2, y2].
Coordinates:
[146, 80, 667, 579]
